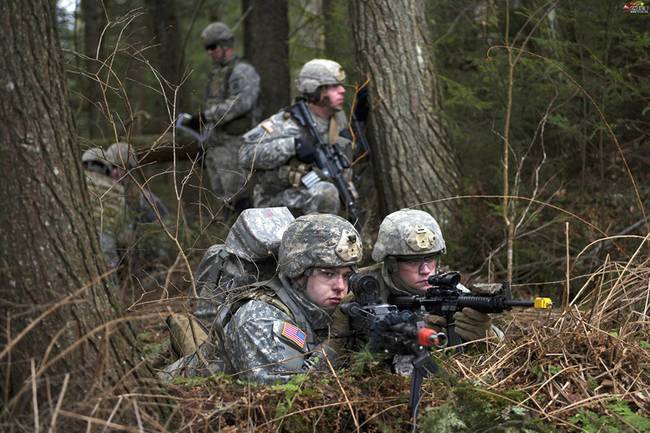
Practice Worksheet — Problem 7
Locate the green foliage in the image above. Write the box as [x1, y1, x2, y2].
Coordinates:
[420, 381, 551, 433]
[570, 400, 650, 433]
[273, 374, 309, 430]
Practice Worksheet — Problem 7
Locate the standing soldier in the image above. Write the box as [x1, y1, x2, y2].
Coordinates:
[239, 59, 357, 217]
[181, 22, 261, 215]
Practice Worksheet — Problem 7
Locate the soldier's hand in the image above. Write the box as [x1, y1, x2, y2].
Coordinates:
[182, 112, 204, 132]
[453, 307, 492, 342]
[329, 292, 354, 337]
[294, 136, 318, 163]
[423, 313, 447, 330]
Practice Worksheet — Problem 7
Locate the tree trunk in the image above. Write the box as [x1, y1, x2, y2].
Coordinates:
[81, 0, 107, 138]
[243, 0, 290, 117]
[351, 0, 459, 224]
[145, 0, 186, 129]
[0, 0, 151, 425]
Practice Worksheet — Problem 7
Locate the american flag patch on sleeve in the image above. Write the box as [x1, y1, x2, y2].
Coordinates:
[280, 322, 306, 350]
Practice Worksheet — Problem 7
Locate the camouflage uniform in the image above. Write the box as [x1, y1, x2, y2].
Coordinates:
[193, 207, 295, 327]
[200, 22, 261, 203]
[368, 209, 500, 344]
[105, 142, 172, 269]
[239, 59, 353, 216]
[82, 147, 126, 268]
[160, 214, 362, 382]
[219, 214, 361, 383]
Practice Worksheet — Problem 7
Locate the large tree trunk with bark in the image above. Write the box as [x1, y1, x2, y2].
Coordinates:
[0, 0, 153, 426]
[351, 0, 459, 224]
[81, 0, 107, 138]
[243, 0, 290, 117]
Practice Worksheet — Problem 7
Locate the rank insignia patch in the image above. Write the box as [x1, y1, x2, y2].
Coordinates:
[280, 322, 306, 350]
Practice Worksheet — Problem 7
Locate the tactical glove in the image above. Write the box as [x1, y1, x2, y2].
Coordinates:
[294, 136, 318, 163]
[322, 293, 353, 358]
[453, 307, 492, 342]
[182, 112, 204, 132]
[423, 313, 447, 330]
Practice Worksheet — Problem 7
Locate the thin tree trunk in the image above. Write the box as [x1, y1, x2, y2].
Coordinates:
[81, 0, 107, 138]
[351, 0, 459, 224]
[243, 0, 290, 117]
[0, 0, 151, 424]
[145, 0, 186, 129]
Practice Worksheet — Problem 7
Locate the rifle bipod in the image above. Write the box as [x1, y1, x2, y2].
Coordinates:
[408, 348, 439, 425]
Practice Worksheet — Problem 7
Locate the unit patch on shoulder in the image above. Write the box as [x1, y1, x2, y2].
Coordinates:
[279, 321, 306, 350]
[261, 121, 274, 134]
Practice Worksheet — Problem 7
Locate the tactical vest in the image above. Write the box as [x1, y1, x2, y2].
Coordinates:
[212, 278, 319, 372]
[204, 56, 257, 135]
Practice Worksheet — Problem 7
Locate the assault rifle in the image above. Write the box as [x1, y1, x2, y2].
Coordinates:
[287, 99, 362, 230]
[342, 274, 447, 421]
[389, 272, 553, 347]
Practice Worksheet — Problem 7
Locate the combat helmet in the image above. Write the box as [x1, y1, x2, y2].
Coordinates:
[225, 207, 295, 261]
[372, 209, 446, 263]
[106, 142, 137, 169]
[82, 147, 112, 176]
[201, 22, 234, 47]
[278, 214, 362, 279]
[296, 59, 346, 94]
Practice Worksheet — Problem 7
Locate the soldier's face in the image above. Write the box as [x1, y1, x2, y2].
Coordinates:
[397, 257, 438, 293]
[305, 266, 353, 309]
[206, 44, 226, 64]
[320, 84, 346, 111]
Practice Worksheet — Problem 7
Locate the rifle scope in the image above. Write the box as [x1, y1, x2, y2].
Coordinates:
[427, 272, 461, 288]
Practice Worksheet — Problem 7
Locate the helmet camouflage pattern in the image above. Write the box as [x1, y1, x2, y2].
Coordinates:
[372, 209, 446, 262]
[82, 147, 110, 165]
[201, 22, 234, 46]
[278, 214, 362, 278]
[106, 142, 137, 169]
[225, 207, 295, 260]
[296, 59, 346, 94]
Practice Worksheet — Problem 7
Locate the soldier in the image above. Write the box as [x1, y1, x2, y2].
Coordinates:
[181, 22, 261, 214]
[82, 147, 125, 268]
[239, 58, 356, 216]
[105, 142, 173, 279]
[364, 209, 496, 343]
[160, 214, 361, 382]
[167, 207, 295, 359]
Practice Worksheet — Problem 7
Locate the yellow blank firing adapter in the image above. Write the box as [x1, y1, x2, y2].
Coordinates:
[534, 297, 553, 309]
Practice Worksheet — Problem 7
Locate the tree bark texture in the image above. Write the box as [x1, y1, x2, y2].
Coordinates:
[81, 0, 108, 138]
[243, 0, 290, 117]
[351, 0, 459, 224]
[0, 0, 146, 420]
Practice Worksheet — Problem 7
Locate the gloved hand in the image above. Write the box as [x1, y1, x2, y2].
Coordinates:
[453, 307, 492, 342]
[294, 136, 318, 163]
[182, 112, 204, 132]
[423, 313, 447, 330]
[320, 293, 354, 364]
[329, 292, 354, 338]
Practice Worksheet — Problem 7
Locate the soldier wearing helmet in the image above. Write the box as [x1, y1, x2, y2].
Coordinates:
[180, 21, 261, 216]
[161, 214, 361, 382]
[104, 142, 172, 281]
[81, 147, 126, 268]
[363, 209, 495, 343]
[239, 58, 356, 217]
[219, 213, 361, 383]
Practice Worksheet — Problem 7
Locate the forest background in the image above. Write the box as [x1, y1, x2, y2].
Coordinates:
[0, 0, 648, 432]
